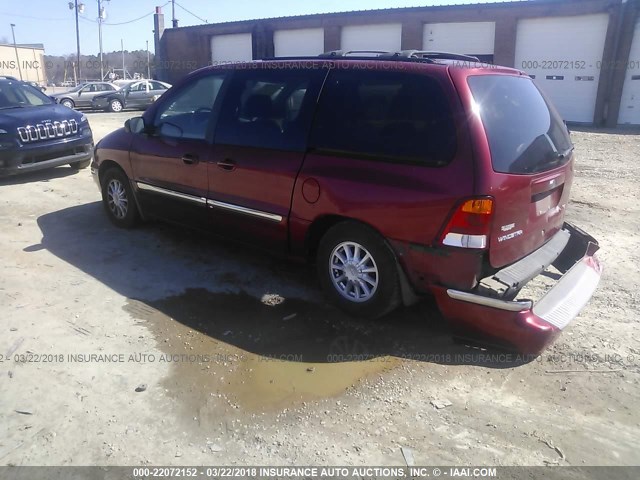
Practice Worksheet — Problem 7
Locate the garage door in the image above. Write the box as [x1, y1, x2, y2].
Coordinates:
[211, 33, 253, 63]
[515, 14, 609, 123]
[423, 22, 495, 59]
[274, 28, 324, 57]
[340, 24, 402, 52]
[618, 18, 640, 125]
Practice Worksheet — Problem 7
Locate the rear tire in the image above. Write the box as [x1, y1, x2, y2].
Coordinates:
[70, 158, 91, 170]
[317, 221, 401, 319]
[101, 168, 139, 228]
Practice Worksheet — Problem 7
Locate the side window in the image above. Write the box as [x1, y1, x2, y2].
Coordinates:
[150, 81, 167, 91]
[154, 73, 226, 140]
[0, 85, 20, 106]
[215, 68, 324, 151]
[310, 70, 457, 165]
[130, 82, 146, 92]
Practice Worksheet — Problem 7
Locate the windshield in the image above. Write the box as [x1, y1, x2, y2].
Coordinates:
[0, 80, 54, 109]
[468, 75, 573, 174]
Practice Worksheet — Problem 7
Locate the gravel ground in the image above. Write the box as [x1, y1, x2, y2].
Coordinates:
[0, 113, 639, 467]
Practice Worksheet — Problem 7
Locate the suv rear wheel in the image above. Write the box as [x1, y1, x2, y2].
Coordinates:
[101, 168, 139, 228]
[317, 222, 400, 318]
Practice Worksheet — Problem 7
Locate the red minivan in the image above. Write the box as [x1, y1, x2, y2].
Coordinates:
[92, 51, 602, 354]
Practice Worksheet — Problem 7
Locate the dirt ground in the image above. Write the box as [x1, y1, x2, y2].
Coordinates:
[0, 112, 639, 467]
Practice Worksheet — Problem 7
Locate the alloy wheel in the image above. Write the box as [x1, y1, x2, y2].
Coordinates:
[107, 178, 128, 219]
[329, 241, 379, 303]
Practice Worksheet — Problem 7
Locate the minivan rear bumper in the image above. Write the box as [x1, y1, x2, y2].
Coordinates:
[432, 223, 602, 355]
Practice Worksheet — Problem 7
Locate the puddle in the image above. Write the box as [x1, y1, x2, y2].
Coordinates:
[123, 289, 446, 415]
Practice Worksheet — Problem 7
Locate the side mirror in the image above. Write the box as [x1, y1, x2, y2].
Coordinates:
[124, 116, 146, 134]
[159, 122, 183, 138]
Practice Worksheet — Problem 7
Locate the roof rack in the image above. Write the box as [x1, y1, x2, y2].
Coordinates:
[317, 50, 480, 63]
[0, 75, 19, 81]
[319, 50, 396, 58]
[397, 50, 481, 62]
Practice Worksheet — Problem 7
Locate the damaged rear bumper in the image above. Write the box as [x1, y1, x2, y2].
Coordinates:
[432, 223, 602, 355]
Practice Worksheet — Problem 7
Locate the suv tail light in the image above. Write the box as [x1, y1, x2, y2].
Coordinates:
[440, 198, 494, 249]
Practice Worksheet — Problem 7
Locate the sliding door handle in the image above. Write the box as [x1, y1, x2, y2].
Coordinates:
[182, 154, 199, 165]
[216, 159, 236, 171]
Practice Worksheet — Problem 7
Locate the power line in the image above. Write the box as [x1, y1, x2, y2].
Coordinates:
[0, 12, 70, 21]
[103, 5, 169, 26]
[3, 1, 173, 28]
[74, 1, 172, 26]
[174, 1, 209, 24]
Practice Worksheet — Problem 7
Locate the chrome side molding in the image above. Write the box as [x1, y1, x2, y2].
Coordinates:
[136, 182, 207, 205]
[207, 200, 282, 222]
[136, 181, 282, 222]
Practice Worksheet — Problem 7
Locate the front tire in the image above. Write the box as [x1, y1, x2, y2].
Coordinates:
[61, 99, 74, 109]
[101, 168, 139, 228]
[317, 222, 401, 319]
[109, 99, 123, 112]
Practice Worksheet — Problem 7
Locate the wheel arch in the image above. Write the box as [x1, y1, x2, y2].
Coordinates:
[98, 160, 146, 220]
[305, 214, 359, 261]
[306, 214, 419, 306]
[98, 159, 126, 187]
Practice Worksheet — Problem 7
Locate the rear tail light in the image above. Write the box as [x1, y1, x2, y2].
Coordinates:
[440, 198, 494, 249]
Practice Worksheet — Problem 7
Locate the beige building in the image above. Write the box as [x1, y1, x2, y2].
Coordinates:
[0, 43, 46, 84]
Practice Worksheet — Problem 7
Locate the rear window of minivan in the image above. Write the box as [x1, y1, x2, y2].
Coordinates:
[468, 75, 573, 174]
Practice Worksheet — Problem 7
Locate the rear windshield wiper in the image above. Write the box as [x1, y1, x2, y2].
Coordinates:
[556, 146, 575, 159]
[528, 146, 574, 173]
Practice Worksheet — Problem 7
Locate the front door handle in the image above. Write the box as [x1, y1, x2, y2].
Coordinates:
[216, 159, 236, 171]
[182, 154, 199, 165]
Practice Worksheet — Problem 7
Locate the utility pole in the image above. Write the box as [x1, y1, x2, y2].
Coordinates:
[146, 40, 150, 79]
[75, 1, 81, 81]
[10, 23, 23, 80]
[68, 1, 83, 83]
[121, 38, 125, 79]
[98, 0, 104, 80]
[97, 0, 110, 80]
[171, 0, 178, 28]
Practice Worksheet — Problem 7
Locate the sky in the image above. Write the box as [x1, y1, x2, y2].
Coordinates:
[0, 0, 518, 56]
